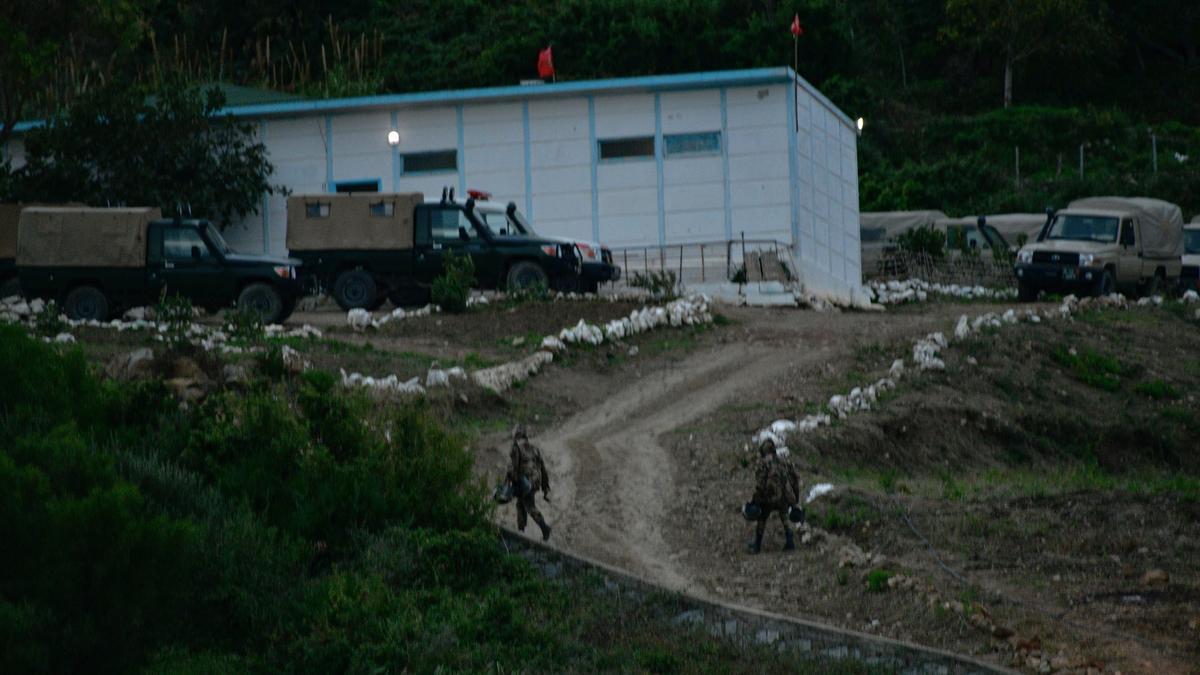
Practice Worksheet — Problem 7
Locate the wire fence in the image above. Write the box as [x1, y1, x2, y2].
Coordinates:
[609, 239, 799, 289]
[870, 251, 1016, 289]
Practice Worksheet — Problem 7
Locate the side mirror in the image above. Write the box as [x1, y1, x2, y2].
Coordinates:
[191, 245, 203, 260]
[458, 226, 470, 242]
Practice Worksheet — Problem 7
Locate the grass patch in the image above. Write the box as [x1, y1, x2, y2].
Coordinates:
[866, 569, 891, 593]
[1134, 379, 1181, 400]
[1049, 344, 1131, 391]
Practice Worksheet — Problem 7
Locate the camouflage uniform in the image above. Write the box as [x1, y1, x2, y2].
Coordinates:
[507, 426, 552, 541]
[748, 439, 801, 553]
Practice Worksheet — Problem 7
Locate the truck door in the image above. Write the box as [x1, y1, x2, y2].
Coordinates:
[1116, 218, 1140, 286]
[155, 225, 226, 306]
[413, 205, 493, 286]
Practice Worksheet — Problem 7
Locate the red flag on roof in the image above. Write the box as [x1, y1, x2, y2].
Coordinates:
[790, 14, 804, 37]
[537, 46, 555, 79]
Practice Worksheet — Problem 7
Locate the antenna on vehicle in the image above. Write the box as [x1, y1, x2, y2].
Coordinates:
[440, 187, 448, 203]
[448, 187, 455, 202]
[186, 202, 193, 217]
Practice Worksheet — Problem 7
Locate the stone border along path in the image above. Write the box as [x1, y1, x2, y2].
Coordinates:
[500, 528, 1015, 675]
[337, 295, 715, 398]
[0, 295, 322, 353]
[867, 278, 1018, 305]
[751, 291, 1196, 455]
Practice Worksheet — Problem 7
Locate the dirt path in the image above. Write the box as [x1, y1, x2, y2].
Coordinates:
[517, 302, 986, 594]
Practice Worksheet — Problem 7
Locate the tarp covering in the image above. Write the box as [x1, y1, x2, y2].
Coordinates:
[860, 211, 948, 242]
[287, 193, 422, 251]
[1066, 196, 1184, 259]
[17, 207, 160, 267]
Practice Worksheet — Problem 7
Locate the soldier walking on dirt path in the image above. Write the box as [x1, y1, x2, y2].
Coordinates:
[745, 438, 802, 554]
[506, 425, 552, 541]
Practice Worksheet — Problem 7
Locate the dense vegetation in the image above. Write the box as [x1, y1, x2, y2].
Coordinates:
[0, 324, 865, 673]
[3, 0, 1199, 215]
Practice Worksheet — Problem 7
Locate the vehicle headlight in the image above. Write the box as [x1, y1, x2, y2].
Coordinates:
[1016, 249, 1033, 264]
[273, 266, 293, 279]
[1077, 253, 1095, 267]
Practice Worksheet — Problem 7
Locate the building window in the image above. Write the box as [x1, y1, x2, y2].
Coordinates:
[305, 202, 331, 218]
[664, 131, 721, 156]
[335, 179, 380, 193]
[369, 201, 395, 217]
[402, 150, 457, 174]
[598, 137, 654, 161]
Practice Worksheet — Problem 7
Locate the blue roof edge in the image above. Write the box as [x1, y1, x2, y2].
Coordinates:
[8, 67, 856, 135]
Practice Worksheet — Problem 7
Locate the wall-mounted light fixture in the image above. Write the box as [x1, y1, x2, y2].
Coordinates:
[856, 117, 865, 135]
[387, 130, 400, 146]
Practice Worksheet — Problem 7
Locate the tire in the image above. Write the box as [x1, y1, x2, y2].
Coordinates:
[1096, 270, 1115, 298]
[0, 277, 20, 300]
[64, 285, 110, 321]
[1017, 282, 1038, 302]
[506, 261, 549, 291]
[238, 283, 285, 324]
[332, 269, 377, 311]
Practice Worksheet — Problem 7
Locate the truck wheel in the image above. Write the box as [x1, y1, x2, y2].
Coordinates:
[0, 277, 20, 300]
[64, 285, 110, 321]
[332, 270, 377, 310]
[1097, 270, 1115, 297]
[506, 261, 548, 291]
[1017, 282, 1037, 302]
[238, 283, 285, 324]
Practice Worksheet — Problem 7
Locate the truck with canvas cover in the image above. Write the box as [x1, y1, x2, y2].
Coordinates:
[17, 207, 303, 323]
[859, 211, 947, 278]
[1013, 197, 1184, 300]
[1182, 216, 1200, 291]
[287, 191, 583, 310]
[1, 202, 86, 298]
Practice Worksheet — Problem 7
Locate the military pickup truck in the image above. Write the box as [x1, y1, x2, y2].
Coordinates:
[1013, 197, 1184, 300]
[17, 207, 303, 323]
[287, 191, 583, 310]
[1183, 217, 1200, 292]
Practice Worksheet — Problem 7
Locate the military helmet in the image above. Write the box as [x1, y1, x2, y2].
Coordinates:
[512, 424, 528, 441]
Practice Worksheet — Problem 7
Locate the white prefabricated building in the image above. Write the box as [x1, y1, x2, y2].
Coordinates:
[3, 67, 863, 301]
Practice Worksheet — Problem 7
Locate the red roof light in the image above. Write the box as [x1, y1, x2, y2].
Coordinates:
[467, 189, 492, 200]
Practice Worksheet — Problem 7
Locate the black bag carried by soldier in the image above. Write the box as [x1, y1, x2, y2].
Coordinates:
[493, 480, 515, 504]
[742, 502, 763, 521]
[787, 504, 805, 524]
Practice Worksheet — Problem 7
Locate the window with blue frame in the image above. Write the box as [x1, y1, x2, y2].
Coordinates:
[664, 131, 721, 157]
[598, 137, 654, 160]
[401, 150, 457, 174]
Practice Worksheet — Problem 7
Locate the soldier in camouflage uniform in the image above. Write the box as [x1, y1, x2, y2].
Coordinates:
[506, 425, 552, 541]
[747, 437, 801, 554]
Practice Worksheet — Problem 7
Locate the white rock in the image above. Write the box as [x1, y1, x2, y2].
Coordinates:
[347, 308, 371, 329]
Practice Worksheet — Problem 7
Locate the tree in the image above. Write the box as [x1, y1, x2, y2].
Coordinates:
[0, 0, 150, 148]
[8, 82, 280, 228]
[943, 0, 1112, 108]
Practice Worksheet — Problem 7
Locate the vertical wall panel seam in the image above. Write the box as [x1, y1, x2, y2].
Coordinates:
[324, 115, 333, 192]
[260, 120, 270, 254]
[786, 77, 800, 256]
[654, 92, 665, 247]
[455, 105, 466, 194]
[720, 87, 732, 241]
[522, 101, 533, 220]
[390, 110, 400, 191]
[588, 96, 599, 242]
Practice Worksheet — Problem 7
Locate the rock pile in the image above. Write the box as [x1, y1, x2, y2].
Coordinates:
[866, 278, 1018, 305]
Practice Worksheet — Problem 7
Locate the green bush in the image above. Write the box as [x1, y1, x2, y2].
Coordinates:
[896, 225, 945, 259]
[866, 569, 892, 593]
[431, 251, 475, 313]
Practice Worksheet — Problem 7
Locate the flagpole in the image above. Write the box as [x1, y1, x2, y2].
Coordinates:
[793, 34, 799, 131]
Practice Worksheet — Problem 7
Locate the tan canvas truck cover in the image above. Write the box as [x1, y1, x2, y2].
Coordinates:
[17, 207, 161, 267]
[286, 193, 422, 251]
[860, 211, 948, 242]
[1066, 197, 1184, 259]
[980, 214, 1046, 243]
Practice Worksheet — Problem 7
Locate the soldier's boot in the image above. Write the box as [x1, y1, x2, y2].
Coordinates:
[747, 531, 763, 554]
[533, 514, 552, 542]
[783, 528, 796, 552]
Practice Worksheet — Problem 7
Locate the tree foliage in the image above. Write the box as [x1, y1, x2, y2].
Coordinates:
[5, 82, 279, 227]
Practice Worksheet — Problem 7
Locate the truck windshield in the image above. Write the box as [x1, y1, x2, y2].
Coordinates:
[1185, 230, 1200, 254]
[204, 223, 234, 255]
[476, 209, 515, 237]
[1046, 214, 1119, 243]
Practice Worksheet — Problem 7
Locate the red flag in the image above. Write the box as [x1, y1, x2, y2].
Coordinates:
[537, 46, 555, 79]
[790, 14, 804, 37]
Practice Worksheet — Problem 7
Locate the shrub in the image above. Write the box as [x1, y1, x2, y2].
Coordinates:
[431, 252, 475, 313]
[896, 225, 945, 259]
[33, 300, 65, 336]
[866, 569, 891, 593]
[629, 270, 678, 298]
[156, 293, 196, 353]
